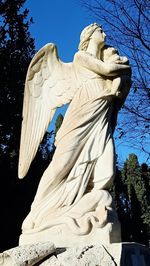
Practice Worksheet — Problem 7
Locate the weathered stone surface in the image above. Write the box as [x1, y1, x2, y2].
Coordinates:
[0, 242, 55, 266]
[1, 242, 149, 265]
[40, 245, 119, 266]
[19, 218, 121, 248]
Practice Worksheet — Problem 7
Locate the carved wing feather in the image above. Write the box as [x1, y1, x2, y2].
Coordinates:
[18, 43, 77, 179]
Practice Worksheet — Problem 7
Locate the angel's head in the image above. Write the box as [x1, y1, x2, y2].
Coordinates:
[78, 23, 106, 51]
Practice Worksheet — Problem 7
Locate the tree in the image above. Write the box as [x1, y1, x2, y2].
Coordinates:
[120, 154, 150, 245]
[140, 162, 150, 239]
[0, 0, 35, 251]
[0, 0, 35, 167]
[110, 166, 132, 242]
[82, 0, 150, 160]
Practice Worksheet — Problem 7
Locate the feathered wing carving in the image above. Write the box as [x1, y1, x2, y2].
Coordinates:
[18, 43, 77, 179]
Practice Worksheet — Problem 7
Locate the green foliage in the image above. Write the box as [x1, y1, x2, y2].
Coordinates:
[0, 0, 36, 251]
[0, 0, 35, 165]
[114, 153, 150, 245]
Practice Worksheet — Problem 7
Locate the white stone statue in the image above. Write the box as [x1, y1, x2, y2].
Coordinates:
[18, 23, 131, 247]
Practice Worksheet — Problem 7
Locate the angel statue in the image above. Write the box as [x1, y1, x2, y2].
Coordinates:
[18, 23, 131, 247]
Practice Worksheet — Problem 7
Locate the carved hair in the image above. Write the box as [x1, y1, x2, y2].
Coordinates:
[78, 23, 101, 51]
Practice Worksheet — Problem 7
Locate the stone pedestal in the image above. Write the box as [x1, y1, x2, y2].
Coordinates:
[0, 242, 150, 265]
[19, 220, 121, 248]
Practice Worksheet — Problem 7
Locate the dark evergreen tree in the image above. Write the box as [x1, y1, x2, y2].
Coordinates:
[111, 154, 150, 245]
[140, 163, 150, 242]
[111, 167, 132, 242]
[0, 0, 35, 251]
[0, 0, 35, 167]
[121, 154, 150, 245]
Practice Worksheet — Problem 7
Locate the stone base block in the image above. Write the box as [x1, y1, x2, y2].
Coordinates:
[19, 221, 121, 248]
[0, 242, 150, 265]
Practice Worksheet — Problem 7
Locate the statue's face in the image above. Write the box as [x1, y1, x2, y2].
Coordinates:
[91, 27, 106, 47]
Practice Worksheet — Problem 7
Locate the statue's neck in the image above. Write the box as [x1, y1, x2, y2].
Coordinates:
[86, 41, 102, 59]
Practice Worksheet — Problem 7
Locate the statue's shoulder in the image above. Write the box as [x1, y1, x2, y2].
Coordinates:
[74, 50, 85, 60]
[73, 51, 93, 65]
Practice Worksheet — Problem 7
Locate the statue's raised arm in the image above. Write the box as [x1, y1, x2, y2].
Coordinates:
[19, 23, 131, 248]
[18, 43, 77, 179]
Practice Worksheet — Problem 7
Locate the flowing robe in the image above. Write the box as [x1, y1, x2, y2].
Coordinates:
[22, 53, 119, 235]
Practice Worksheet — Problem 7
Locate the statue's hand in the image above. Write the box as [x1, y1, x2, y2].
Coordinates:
[114, 56, 129, 65]
[108, 55, 129, 64]
[106, 53, 120, 63]
[104, 61, 131, 76]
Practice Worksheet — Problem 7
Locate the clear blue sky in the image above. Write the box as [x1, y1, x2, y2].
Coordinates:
[25, 0, 93, 60]
[25, 0, 148, 165]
